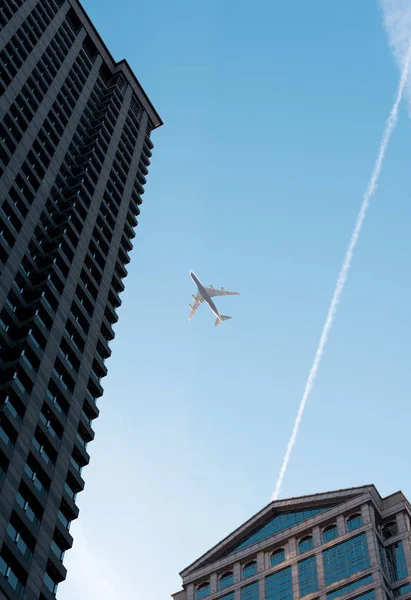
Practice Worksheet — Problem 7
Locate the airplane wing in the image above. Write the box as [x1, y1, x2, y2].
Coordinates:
[205, 287, 239, 298]
[188, 294, 204, 320]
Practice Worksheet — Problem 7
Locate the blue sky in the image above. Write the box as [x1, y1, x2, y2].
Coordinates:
[59, 2, 411, 598]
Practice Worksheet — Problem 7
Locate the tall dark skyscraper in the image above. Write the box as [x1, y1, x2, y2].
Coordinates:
[0, 0, 162, 597]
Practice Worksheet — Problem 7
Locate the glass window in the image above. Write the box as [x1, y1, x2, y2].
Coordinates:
[299, 536, 313, 554]
[394, 584, 411, 596]
[219, 595, 234, 600]
[241, 582, 259, 600]
[323, 534, 370, 585]
[196, 582, 210, 600]
[266, 567, 293, 600]
[243, 562, 258, 579]
[271, 548, 285, 567]
[347, 514, 363, 531]
[327, 575, 373, 600]
[386, 542, 408, 581]
[323, 525, 338, 543]
[354, 591, 376, 600]
[299, 556, 319, 596]
[226, 506, 334, 555]
[383, 521, 398, 540]
[219, 572, 234, 590]
[378, 539, 388, 578]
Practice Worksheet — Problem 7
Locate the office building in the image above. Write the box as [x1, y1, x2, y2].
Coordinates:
[173, 485, 411, 600]
[0, 0, 162, 597]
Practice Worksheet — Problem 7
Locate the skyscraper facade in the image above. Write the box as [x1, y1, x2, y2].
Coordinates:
[173, 486, 411, 600]
[0, 0, 162, 597]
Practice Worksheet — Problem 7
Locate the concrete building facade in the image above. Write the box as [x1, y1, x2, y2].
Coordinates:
[173, 486, 411, 600]
[0, 0, 161, 597]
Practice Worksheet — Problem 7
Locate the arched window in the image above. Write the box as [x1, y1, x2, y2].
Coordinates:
[242, 561, 257, 579]
[383, 521, 398, 540]
[219, 571, 234, 590]
[195, 582, 210, 600]
[347, 514, 363, 531]
[298, 535, 313, 554]
[323, 524, 338, 543]
[270, 548, 285, 566]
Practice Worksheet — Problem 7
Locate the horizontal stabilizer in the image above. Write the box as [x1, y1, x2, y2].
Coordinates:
[214, 315, 231, 327]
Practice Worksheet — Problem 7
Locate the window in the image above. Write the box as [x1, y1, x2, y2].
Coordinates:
[386, 542, 408, 581]
[7, 518, 34, 560]
[43, 570, 58, 595]
[219, 594, 234, 600]
[327, 575, 373, 600]
[323, 534, 370, 585]
[347, 514, 363, 531]
[0, 553, 25, 597]
[394, 584, 411, 596]
[266, 567, 292, 600]
[298, 556, 319, 596]
[16, 489, 41, 525]
[270, 548, 285, 567]
[243, 561, 258, 579]
[241, 581, 259, 600]
[226, 505, 333, 555]
[323, 525, 338, 543]
[195, 582, 210, 600]
[219, 572, 234, 590]
[383, 521, 398, 540]
[298, 536, 313, 554]
[354, 591, 376, 600]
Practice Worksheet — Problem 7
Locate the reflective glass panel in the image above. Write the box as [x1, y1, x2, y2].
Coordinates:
[299, 537, 313, 554]
[271, 549, 285, 567]
[394, 584, 411, 597]
[347, 515, 363, 531]
[386, 542, 408, 581]
[323, 525, 338, 543]
[196, 583, 210, 600]
[220, 594, 235, 600]
[266, 567, 293, 600]
[219, 572, 234, 590]
[241, 582, 259, 600]
[243, 562, 258, 579]
[299, 556, 319, 596]
[353, 591, 375, 600]
[227, 506, 334, 555]
[323, 534, 370, 585]
[327, 575, 373, 600]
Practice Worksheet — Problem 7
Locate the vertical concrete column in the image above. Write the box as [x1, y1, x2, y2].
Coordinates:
[289, 537, 297, 560]
[362, 504, 374, 527]
[233, 562, 241, 586]
[365, 530, 379, 570]
[374, 585, 385, 600]
[210, 573, 218, 595]
[337, 515, 346, 536]
[186, 583, 194, 600]
[313, 527, 321, 548]
[316, 548, 326, 592]
[257, 551, 265, 574]
[292, 562, 299, 600]
[259, 577, 266, 600]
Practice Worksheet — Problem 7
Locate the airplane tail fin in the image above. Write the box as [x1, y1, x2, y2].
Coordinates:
[214, 315, 231, 327]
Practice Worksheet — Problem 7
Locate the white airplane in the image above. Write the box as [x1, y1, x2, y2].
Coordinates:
[188, 271, 239, 326]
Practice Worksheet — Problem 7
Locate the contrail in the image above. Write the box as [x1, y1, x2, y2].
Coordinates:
[271, 37, 411, 502]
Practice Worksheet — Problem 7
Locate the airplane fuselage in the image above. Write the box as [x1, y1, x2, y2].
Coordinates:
[190, 271, 222, 322]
